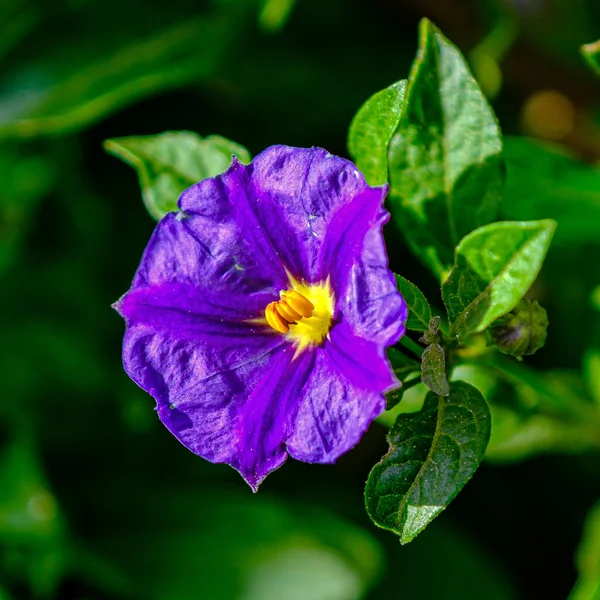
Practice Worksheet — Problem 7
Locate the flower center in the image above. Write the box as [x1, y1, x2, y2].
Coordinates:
[265, 277, 334, 355]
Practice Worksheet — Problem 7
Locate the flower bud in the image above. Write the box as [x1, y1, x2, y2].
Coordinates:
[488, 299, 549, 359]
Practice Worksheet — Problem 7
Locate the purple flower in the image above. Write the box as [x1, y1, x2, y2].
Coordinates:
[115, 146, 407, 490]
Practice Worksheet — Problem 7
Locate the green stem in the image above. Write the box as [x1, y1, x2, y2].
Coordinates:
[484, 353, 600, 427]
[401, 374, 422, 391]
[398, 335, 424, 358]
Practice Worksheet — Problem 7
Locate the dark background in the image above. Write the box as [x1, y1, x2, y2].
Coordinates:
[1, 0, 600, 598]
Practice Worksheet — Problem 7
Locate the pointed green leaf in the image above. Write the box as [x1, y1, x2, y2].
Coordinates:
[365, 381, 491, 543]
[347, 80, 407, 186]
[387, 19, 504, 278]
[582, 40, 600, 77]
[442, 219, 556, 339]
[104, 131, 251, 220]
[421, 343, 450, 396]
[394, 274, 432, 331]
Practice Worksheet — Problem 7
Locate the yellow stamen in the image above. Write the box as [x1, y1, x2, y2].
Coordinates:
[265, 302, 289, 333]
[264, 276, 335, 358]
[274, 301, 302, 323]
[280, 290, 314, 318]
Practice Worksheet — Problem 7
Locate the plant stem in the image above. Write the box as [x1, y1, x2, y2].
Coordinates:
[398, 335, 424, 358]
[484, 353, 600, 427]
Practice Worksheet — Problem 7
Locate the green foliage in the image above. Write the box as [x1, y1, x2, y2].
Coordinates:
[393, 274, 432, 331]
[480, 356, 600, 462]
[347, 80, 407, 186]
[442, 219, 556, 340]
[2, 1, 600, 596]
[387, 18, 504, 278]
[447, 364, 586, 463]
[584, 349, 600, 407]
[503, 137, 600, 245]
[258, 0, 297, 32]
[0, 16, 239, 140]
[0, 150, 56, 274]
[92, 489, 383, 600]
[592, 286, 600, 311]
[570, 501, 600, 600]
[418, 316, 450, 396]
[585, 293, 600, 406]
[365, 381, 491, 543]
[581, 40, 600, 77]
[420, 343, 450, 397]
[0, 438, 67, 597]
[486, 403, 596, 463]
[104, 132, 251, 219]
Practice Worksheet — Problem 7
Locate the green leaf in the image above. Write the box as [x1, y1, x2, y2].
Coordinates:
[0, 17, 232, 140]
[421, 343, 450, 396]
[442, 219, 556, 339]
[394, 274, 432, 331]
[104, 131, 251, 220]
[581, 40, 600, 77]
[365, 381, 491, 543]
[570, 501, 600, 600]
[258, 0, 297, 32]
[502, 137, 600, 245]
[347, 80, 407, 186]
[387, 18, 504, 278]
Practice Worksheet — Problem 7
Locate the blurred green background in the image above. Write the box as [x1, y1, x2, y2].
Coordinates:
[2, 0, 600, 598]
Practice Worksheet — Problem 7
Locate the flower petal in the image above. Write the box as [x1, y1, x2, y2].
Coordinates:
[189, 146, 381, 283]
[326, 322, 397, 392]
[286, 342, 386, 464]
[133, 190, 286, 303]
[117, 281, 272, 341]
[123, 322, 301, 490]
[335, 209, 408, 347]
